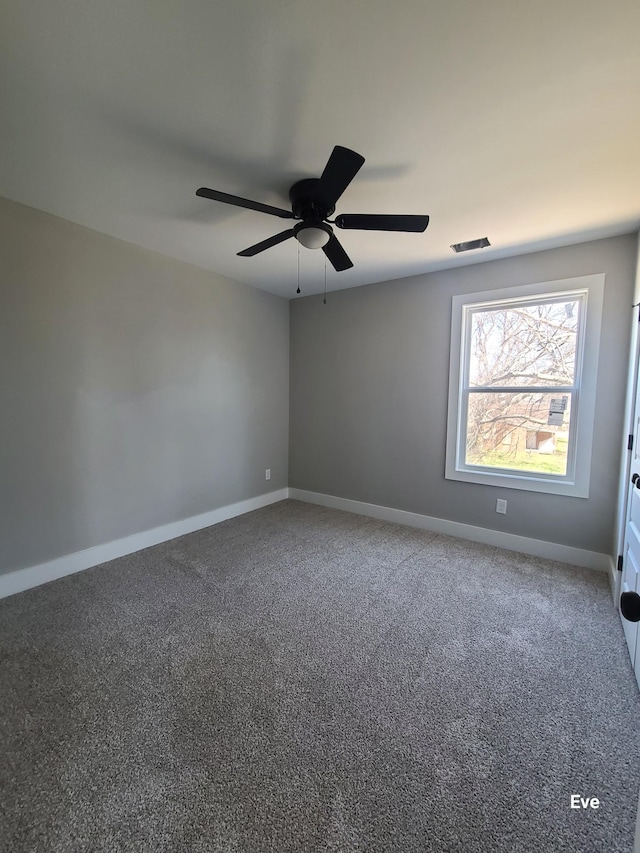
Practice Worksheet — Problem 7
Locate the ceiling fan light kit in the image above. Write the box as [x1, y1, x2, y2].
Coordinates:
[196, 145, 430, 273]
[294, 221, 332, 249]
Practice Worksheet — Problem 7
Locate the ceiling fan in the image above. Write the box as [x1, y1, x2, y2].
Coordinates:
[196, 146, 429, 271]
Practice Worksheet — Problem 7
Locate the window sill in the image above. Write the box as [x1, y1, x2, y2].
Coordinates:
[445, 464, 589, 498]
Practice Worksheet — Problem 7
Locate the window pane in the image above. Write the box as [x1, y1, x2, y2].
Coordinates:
[469, 299, 579, 388]
[465, 391, 572, 475]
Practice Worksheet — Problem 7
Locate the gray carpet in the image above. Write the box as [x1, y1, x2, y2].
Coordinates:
[1, 499, 639, 852]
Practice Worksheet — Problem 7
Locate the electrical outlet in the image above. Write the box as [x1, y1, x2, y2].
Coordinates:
[496, 499, 507, 514]
[265, 469, 271, 481]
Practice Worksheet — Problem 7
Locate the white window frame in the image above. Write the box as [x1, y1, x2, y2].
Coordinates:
[445, 274, 604, 497]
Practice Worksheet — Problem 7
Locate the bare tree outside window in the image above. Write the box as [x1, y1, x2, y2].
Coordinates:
[464, 297, 581, 475]
[447, 276, 603, 497]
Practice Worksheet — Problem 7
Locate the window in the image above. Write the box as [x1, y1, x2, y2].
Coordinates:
[445, 275, 604, 497]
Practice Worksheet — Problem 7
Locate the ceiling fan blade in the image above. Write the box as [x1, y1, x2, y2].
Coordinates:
[322, 234, 353, 272]
[314, 146, 365, 208]
[335, 214, 430, 232]
[237, 229, 296, 257]
[196, 187, 294, 219]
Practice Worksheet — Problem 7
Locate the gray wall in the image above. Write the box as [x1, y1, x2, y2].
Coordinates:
[289, 234, 637, 555]
[0, 197, 289, 575]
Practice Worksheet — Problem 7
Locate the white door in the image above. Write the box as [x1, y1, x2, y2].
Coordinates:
[621, 471, 640, 687]
[620, 344, 640, 690]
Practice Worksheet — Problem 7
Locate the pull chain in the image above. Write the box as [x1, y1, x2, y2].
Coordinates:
[323, 254, 327, 304]
[296, 243, 300, 294]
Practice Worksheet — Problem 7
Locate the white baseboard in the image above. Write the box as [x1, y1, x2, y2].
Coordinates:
[2, 486, 614, 600]
[0, 489, 289, 600]
[289, 488, 612, 573]
[608, 555, 621, 604]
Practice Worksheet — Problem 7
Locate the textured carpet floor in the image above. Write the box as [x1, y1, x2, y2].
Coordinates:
[1, 499, 639, 852]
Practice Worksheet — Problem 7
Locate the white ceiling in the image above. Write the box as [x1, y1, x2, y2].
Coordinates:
[2, 0, 640, 298]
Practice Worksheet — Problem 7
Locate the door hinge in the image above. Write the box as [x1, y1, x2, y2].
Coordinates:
[629, 434, 634, 451]
[617, 554, 624, 572]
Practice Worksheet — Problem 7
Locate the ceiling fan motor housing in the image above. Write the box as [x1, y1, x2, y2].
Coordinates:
[289, 178, 335, 221]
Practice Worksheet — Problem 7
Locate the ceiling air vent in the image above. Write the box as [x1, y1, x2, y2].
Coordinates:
[450, 237, 491, 253]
